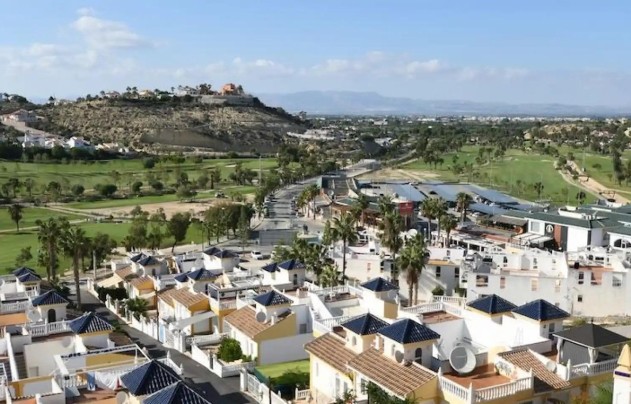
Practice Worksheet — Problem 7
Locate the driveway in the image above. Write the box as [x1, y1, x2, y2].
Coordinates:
[75, 288, 256, 404]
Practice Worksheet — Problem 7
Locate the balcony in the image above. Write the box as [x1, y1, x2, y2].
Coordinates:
[24, 320, 70, 337]
[569, 358, 618, 378]
[439, 371, 533, 403]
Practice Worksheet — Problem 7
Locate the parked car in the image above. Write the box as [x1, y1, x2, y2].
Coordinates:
[251, 250, 264, 260]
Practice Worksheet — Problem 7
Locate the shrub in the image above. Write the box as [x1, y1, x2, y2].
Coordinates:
[431, 286, 445, 296]
[273, 370, 310, 399]
[218, 337, 243, 362]
[96, 286, 128, 302]
[131, 181, 143, 193]
[142, 157, 157, 169]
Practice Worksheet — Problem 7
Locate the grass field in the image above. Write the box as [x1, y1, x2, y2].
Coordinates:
[0, 220, 206, 275]
[401, 146, 594, 204]
[0, 157, 277, 195]
[255, 360, 310, 379]
[0, 207, 83, 231]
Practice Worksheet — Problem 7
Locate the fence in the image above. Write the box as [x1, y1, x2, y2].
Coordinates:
[438, 375, 470, 401]
[186, 333, 226, 347]
[26, 320, 70, 337]
[0, 301, 30, 314]
[474, 377, 532, 402]
[242, 371, 289, 404]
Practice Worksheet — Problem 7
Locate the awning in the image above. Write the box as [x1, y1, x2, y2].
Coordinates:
[171, 310, 216, 330]
[490, 215, 527, 227]
[97, 276, 123, 288]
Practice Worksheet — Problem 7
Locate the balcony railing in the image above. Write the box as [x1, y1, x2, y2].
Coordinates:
[438, 375, 470, 400]
[570, 358, 617, 378]
[187, 333, 227, 346]
[26, 320, 70, 337]
[474, 377, 532, 402]
[0, 301, 30, 314]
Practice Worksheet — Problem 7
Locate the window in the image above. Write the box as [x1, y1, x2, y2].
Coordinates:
[352, 336, 357, 346]
[390, 344, 395, 356]
[530, 221, 541, 233]
[613, 276, 622, 287]
[299, 323, 307, 334]
[476, 275, 489, 287]
[577, 295, 583, 303]
[578, 272, 584, 285]
[549, 322, 556, 333]
[435, 266, 441, 278]
[454, 268, 460, 279]
[500, 277, 506, 289]
[555, 280, 561, 293]
[360, 379, 368, 394]
[531, 279, 538, 291]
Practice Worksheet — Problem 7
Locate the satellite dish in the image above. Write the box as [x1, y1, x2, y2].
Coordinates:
[449, 346, 476, 375]
[394, 350, 404, 364]
[545, 361, 557, 372]
[387, 289, 398, 300]
[255, 310, 268, 323]
[116, 391, 129, 404]
[61, 336, 73, 348]
[26, 308, 41, 323]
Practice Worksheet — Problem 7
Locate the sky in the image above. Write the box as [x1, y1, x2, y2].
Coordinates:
[1, 1, 631, 106]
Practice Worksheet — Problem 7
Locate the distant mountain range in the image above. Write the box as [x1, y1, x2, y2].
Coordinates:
[257, 91, 631, 117]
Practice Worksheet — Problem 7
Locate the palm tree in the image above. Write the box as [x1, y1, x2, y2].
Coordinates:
[379, 210, 404, 284]
[7, 203, 23, 232]
[441, 214, 458, 248]
[397, 234, 428, 305]
[320, 263, 339, 287]
[330, 212, 358, 280]
[351, 193, 370, 226]
[36, 217, 68, 280]
[378, 195, 394, 216]
[304, 184, 320, 219]
[125, 297, 149, 320]
[421, 198, 438, 244]
[61, 226, 90, 310]
[534, 182, 544, 199]
[456, 192, 473, 224]
[433, 198, 448, 246]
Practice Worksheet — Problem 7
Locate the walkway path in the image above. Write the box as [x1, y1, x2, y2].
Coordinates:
[562, 161, 629, 204]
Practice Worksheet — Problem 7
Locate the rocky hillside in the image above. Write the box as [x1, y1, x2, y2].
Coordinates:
[33, 98, 307, 152]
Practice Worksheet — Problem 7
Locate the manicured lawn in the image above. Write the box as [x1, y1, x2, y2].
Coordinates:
[401, 146, 594, 204]
[0, 207, 83, 231]
[0, 220, 205, 275]
[255, 360, 310, 379]
[0, 157, 276, 196]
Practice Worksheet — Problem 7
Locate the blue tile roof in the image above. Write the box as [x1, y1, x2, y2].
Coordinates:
[253, 290, 292, 307]
[213, 249, 237, 259]
[31, 290, 69, 307]
[360, 277, 398, 292]
[186, 268, 216, 281]
[262, 259, 305, 273]
[69, 312, 113, 334]
[378, 319, 440, 344]
[512, 299, 570, 321]
[467, 294, 516, 314]
[13, 267, 36, 277]
[130, 253, 148, 263]
[144, 381, 210, 404]
[18, 272, 41, 283]
[202, 246, 221, 256]
[174, 273, 188, 283]
[137, 256, 159, 266]
[341, 313, 389, 335]
[120, 360, 181, 396]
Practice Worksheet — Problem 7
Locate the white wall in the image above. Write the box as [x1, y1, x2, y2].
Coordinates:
[24, 336, 77, 377]
[567, 227, 589, 252]
[231, 328, 257, 359]
[259, 334, 313, 365]
[35, 304, 67, 322]
[80, 333, 110, 349]
[311, 358, 351, 401]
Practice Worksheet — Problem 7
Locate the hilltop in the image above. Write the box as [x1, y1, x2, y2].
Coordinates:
[29, 95, 307, 153]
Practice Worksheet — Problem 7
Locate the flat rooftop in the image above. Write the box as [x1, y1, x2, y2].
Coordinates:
[444, 363, 510, 389]
[421, 310, 461, 324]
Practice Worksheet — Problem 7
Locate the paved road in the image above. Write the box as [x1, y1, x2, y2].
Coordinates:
[75, 288, 256, 404]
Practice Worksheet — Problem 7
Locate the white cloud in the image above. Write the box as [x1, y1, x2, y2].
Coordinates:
[71, 14, 151, 50]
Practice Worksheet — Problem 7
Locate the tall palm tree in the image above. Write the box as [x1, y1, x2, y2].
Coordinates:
[320, 263, 340, 288]
[433, 198, 448, 246]
[305, 184, 320, 219]
[7, 203, 23, 232]
[125, 297, 149, 320]
[330, 212, 358, 280]
[379, 210, 404, 284]
[441, 214, 458, 248]
[456, 192, 473, 224]
[61, 226, 90, 310]
[36, 217, 68, 280]
[378, 195, 395, 216]
[397, 234, 428, 305]
[352, 193, 370, 226]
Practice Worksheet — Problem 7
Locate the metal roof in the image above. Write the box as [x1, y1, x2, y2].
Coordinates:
[553, 323, 628, 348]
[378, 319, 440, 344]
[469, 203, 507, 216]
[467, 185, 517, 204]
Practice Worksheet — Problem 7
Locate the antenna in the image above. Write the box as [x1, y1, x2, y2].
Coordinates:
[449, 345, 476, 375]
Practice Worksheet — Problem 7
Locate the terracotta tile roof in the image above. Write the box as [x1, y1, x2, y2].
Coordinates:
[130, 276, 154, 290]
[304, 333, 356, 374]
[499, 349, 570, 391]
[224, 306, 272, 339]
[348, 348, 436, 398]
[115, 267, 137, 281]
[158, 288, 179, 306]
[169, 288, 207, 308]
